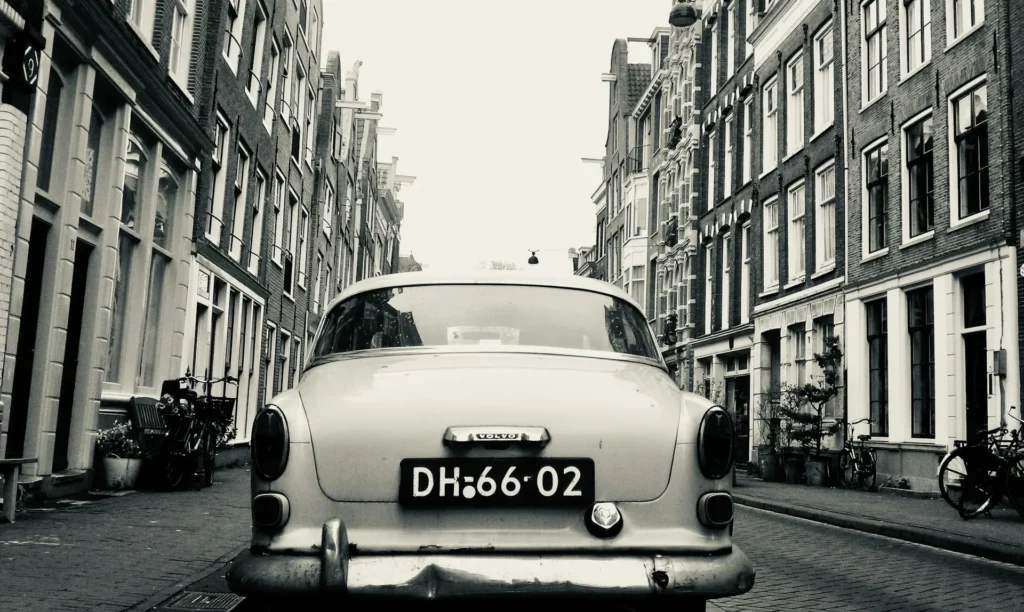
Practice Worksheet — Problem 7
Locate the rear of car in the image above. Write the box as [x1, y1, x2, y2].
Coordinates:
[227, 276, 755, 608]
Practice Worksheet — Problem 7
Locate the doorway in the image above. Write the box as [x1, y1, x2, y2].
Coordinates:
[53, 240, 93, 472]
[727, 375, 751, 464]
[5, 219, 50, 459]
[964, 331, 988, 444]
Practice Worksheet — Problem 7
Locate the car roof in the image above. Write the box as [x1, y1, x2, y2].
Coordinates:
[323, 270, 643, 314]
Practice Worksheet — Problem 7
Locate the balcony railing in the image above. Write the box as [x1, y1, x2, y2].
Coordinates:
[222, 30, 242, 70]
[228, 234, 245, 261]
[205, 212, 225, 247]
[247, 249, 262, 276]
[628, 145, 650, 175]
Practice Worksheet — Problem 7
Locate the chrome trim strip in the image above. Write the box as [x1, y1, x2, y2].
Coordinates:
[443, 426, 551, 447]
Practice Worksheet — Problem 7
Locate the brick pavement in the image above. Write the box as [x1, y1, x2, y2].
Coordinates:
[0, 466, 251, 612]
[734, 475, 1024, 566]
[719, 506, 1024, 611]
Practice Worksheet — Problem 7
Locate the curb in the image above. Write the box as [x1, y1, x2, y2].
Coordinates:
[123, 544, 249, 612]
[734, 494, 1024, 569]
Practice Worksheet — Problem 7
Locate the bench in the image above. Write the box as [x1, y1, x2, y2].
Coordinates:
[0, 458, 38, 523]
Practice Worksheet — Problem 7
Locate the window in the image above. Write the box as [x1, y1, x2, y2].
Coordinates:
[264, 41, 279, 130]
[746, 0, 755, 57]
[908, 286, 935, 438]
[740, 223, 750, 324]
[299, 0, 308, 37]
[962, 272, 986, 329]
[721, 233, 731, 329]
[207, 115, 230, 243]
[787, 52, 804, 153]
[305, 88, 315, 164]
[814, 22, 835, 132]
[742, 98, 753, 183]
[723, 117, 734, 198]
[952, 81, 989, 221]
[906, 115, 935, 237]
[763, 197, 780, 289]
[249, 170, 266, 274]
[866, 299, 888, 436]
[792, 325, 807, 385]
[127, 0, 155, 43]
[297, 208, 309, 288]
[865, 141, 889, 253]
[709, 24, 718, 94]
[788, 181, 806, 281]
[904, 0, 931, 72]
[168, 0, 193, 84]
[223, 0, 247, 73]
[292, 65, 306, 163]
[230, 145, 250, 261]
[313, 254, 323, 314]
[264, 322, 278, 399]
[272, 172, 285, 265]
[281, 35, 294, 121]
[284, 192, 298, 293]
[864, 0, 888, 101]
[37, 68, 63, 192]
[246, 3, 268, 106]
[704, 243, 713, 334]
[763, 78, 779, 172]
[952, 0, 984, 39]
[815, 162, 837, 269]
[815, 316, 838, 418]
[727, 4, 736, 78]
[324, 182, 335, 238]
[707, 130, 716, 206]
[82, 108, 104, 217]
[280, 330, 292, 391]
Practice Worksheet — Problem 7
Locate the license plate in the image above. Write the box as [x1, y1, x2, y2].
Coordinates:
[399, 458, 596, 507]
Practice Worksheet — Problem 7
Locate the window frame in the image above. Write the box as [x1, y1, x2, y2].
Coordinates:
[902, 0, 932, 76]
[723, 115, 734, 199]
[742, 97, 753, 184]
[786, 51, 805, 156]
[863, 138, 890, 255]
[948, 77, 989, 226]
[740, 221, 750, 324]
[787, 180, 806, 282]
[815, 161, 837, 271]
[949, 0, 985, 43]
[866, 297, 889, 437]
[721, 231, 731, 330]
[762, 76, 779, 174]
[704, 242, 713, 335]
[902, 110, 935, 242]
[813, 20, 835, 134]
[763, 195, 780, 291]
[907, 285, 936, 439]
[862, 0, 888, 105]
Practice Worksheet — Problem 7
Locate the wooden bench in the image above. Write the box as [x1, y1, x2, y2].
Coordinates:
[0, 458, 38, 523]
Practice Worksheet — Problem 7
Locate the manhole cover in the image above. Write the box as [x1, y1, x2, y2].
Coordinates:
[161, 591, 245, 611]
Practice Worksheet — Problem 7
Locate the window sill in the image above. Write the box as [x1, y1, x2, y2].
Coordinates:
[900, 60, 931, 85]
[272, 259, 283, 269]
[945, 22, 985, 54]
[948, 208, 991, 233]
[900, 230, 934, 249]
[810, 126, 832, 143]
[170, 74, 195, 104]
[290, 158, 302, 174]
[283, 293, 295, 303]
[222, 54, 239, 76]
[759, 286, 780, 298]
[127, 20, 160, 62]
[784, 278, 805, 290]
[783, 145, 804, 163]
[759, 166, 777, 181]
[861, 247, 889, 263]
[811, 265, 835, 279]
[860, 92, 888, 114]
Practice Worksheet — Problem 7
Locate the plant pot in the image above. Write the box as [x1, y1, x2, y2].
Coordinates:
[804, 458, 828, 487]
[783, 458, 803, 484]
[102, 457, 142, 490]
[758, 452, 781, 482]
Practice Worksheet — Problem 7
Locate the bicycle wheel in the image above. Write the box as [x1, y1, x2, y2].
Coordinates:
[839, 450, 855, 488]
[859, 449, 877, 492]
[938, 447, 988, 513]
[202, 432, 217, 488]
[1006, 455, 1024, 519]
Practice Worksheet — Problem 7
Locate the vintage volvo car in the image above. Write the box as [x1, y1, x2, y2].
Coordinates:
[227, 271, 755, 610]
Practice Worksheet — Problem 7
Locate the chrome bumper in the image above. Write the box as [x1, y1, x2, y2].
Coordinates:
[227, 519, 756, 600]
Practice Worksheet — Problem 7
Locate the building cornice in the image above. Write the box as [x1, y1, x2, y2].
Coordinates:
[750, 0, 819, 71]
[632, 70, 666, 120]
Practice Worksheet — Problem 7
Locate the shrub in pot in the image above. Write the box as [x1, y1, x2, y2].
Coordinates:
[755, 393, 783, 481]
[96, 422, 144, 490]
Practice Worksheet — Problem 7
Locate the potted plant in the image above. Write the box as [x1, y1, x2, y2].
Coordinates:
[779, 335, 844, 486]
[755, 392, 783, 482]
[96, 421, 144, 490]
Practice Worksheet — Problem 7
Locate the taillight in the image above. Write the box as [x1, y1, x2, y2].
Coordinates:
[252, 407, 289, 480]
[697, 406, 734, 480]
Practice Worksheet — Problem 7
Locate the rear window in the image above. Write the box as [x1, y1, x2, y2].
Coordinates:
[312, 284, 659, 361]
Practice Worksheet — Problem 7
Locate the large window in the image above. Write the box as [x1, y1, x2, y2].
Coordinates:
[787, 52, 804, 154]
[705, 243, 713, 334]
[865, 142, 889, 253]
[312, 285, 661, 361]
[815, 162, 836, 269]
[952, 81, 989, 221]
[222, 0, 246, 73]
[864, 0, 888, 101]
[906, 115, 935, 237]
[788, 181, 806, 281]
[952, 0, 984, 39]
[707, 130, 716, 206]
[763, 197, 779, 289]
[246, 2, 268, 106]
[740, 223, 750, 324]
[867, 299, 888, 436]
[724, 117, 734, 199]
[272, 172, 285, 265]
[742, 98, 753, 183]
[168, 0, 193, 87]
[37, 68, 63, 192]
[908, 286, 935, 438]
[763, 77, 779, 172]
[721, 232, 731, 330]
[709, 24, 718, 94]
[814, 22, 835, 132]
[82, 108, 104, 217]
[249, 170, 266, 275]
[229, 144, 250, 261]
[264, 41, 280, 131]
[727, 4, 736, 78]
[904, 0, 931, 73]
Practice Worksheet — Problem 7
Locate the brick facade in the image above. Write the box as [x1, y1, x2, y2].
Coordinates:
[1010, 0, 1024, 407]
[0, 106, 25, 393]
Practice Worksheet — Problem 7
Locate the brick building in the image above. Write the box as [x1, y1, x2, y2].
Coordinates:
[0, 0, 218, 496]
[1011, 0, 1024, 418]
[745, 0, 845, 467]
[590, 179, 608, 281]
[843, 0, 1019, 490]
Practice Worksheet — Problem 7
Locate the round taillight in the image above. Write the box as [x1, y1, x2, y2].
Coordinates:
[698, 406, 734, 480]
[252, 407, 289, 480]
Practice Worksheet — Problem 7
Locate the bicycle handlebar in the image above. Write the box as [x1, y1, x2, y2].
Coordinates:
[167, 374, 239, 386]
[847, 418, 875, 426]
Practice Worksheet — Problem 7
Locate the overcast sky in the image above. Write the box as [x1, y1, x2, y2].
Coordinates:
[321, 1, 671, 275]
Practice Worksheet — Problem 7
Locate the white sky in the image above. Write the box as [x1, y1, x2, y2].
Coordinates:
[321, 1, 672, 275]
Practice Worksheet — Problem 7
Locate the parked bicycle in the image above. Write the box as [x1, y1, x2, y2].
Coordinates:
[937, 407, 1024, 520]
[151, 372, 238, 490]
[839, 417, 877, 491]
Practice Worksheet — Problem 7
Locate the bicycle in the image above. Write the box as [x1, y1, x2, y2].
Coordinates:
[154, 372, 238, 490]
[937, 417, 1024, 520]
[838, 417, 877, 491]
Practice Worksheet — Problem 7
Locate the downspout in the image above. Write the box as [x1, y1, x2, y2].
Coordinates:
[998, 0, 1018, 427]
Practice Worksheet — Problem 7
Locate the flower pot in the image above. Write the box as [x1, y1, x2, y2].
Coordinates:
[102, 457, 142, 490]
[783, 458, 803, 484]
[758, 452, 781, 482]
[804, 458, 828, 487]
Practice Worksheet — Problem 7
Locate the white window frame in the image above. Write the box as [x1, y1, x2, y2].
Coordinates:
[815, 161, 837, 271]
[323, 181, 335, 238]
[285, 189, 299, 297]
[763, 196, 780, 291]
[245, 1, 269, 108]
[948, 0, 984, 45]
[727, 4, 736, 78]
[249, 170, 266, 275]
[264, 41, 280, 132]
[229, 144, 250, 262]
[723, 117, 734, 199]
[168, 0, 194, 90]
[862, 0, 888, 106]
[721, 232, 731, 330]
[786, 51, 804, 156]
[740, 222, 750, 324]
[901, 0, 932, 77]
[223, 0, 247, 74]
[704, 243, 713, 334]
[707, 129, 716, 207]
[900, 108, 935, 246]
[947, 75, 989, 228]
[127, 0, 156, 45]
[272, 171, 285, 266]
[813, 21, 835, 134]
[762, 77, 779, 174]
[297, 207, 309, 288]
[861, 136, 890, 257]
[264, 322, 278, 400]
[709, 23, 719, 95]
[313, 254, 323, 314]
[746, 0, 756, 57]
[787, 180, 806, 282]
[280, 329, 292, 391]
[207, 114, 231, 244]
[281, 34, 295, 122]
[742, 97, 753, 184]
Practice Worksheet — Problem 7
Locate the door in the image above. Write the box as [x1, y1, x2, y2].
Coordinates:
[5, 219, 49, 459]
[53, 241, 93, 472]
[726, 375, 751, 465]
[964, 332, 988, 444]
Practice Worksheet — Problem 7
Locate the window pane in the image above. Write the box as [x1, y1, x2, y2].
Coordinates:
[155, 167, 178, 249]
[138, 253, 169, 386]
[122, 139, 146, 229]
[962, 272, 986, 328]
[37, 70, 63, 191]
[82, 109, 104, 217]
[106, 232, 135, 382]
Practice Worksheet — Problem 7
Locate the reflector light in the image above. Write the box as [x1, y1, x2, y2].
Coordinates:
[585, 502, 624, 538]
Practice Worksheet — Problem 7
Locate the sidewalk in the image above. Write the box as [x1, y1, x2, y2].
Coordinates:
[734, 474, 1024, 567]
[0, 465, 251, 612]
